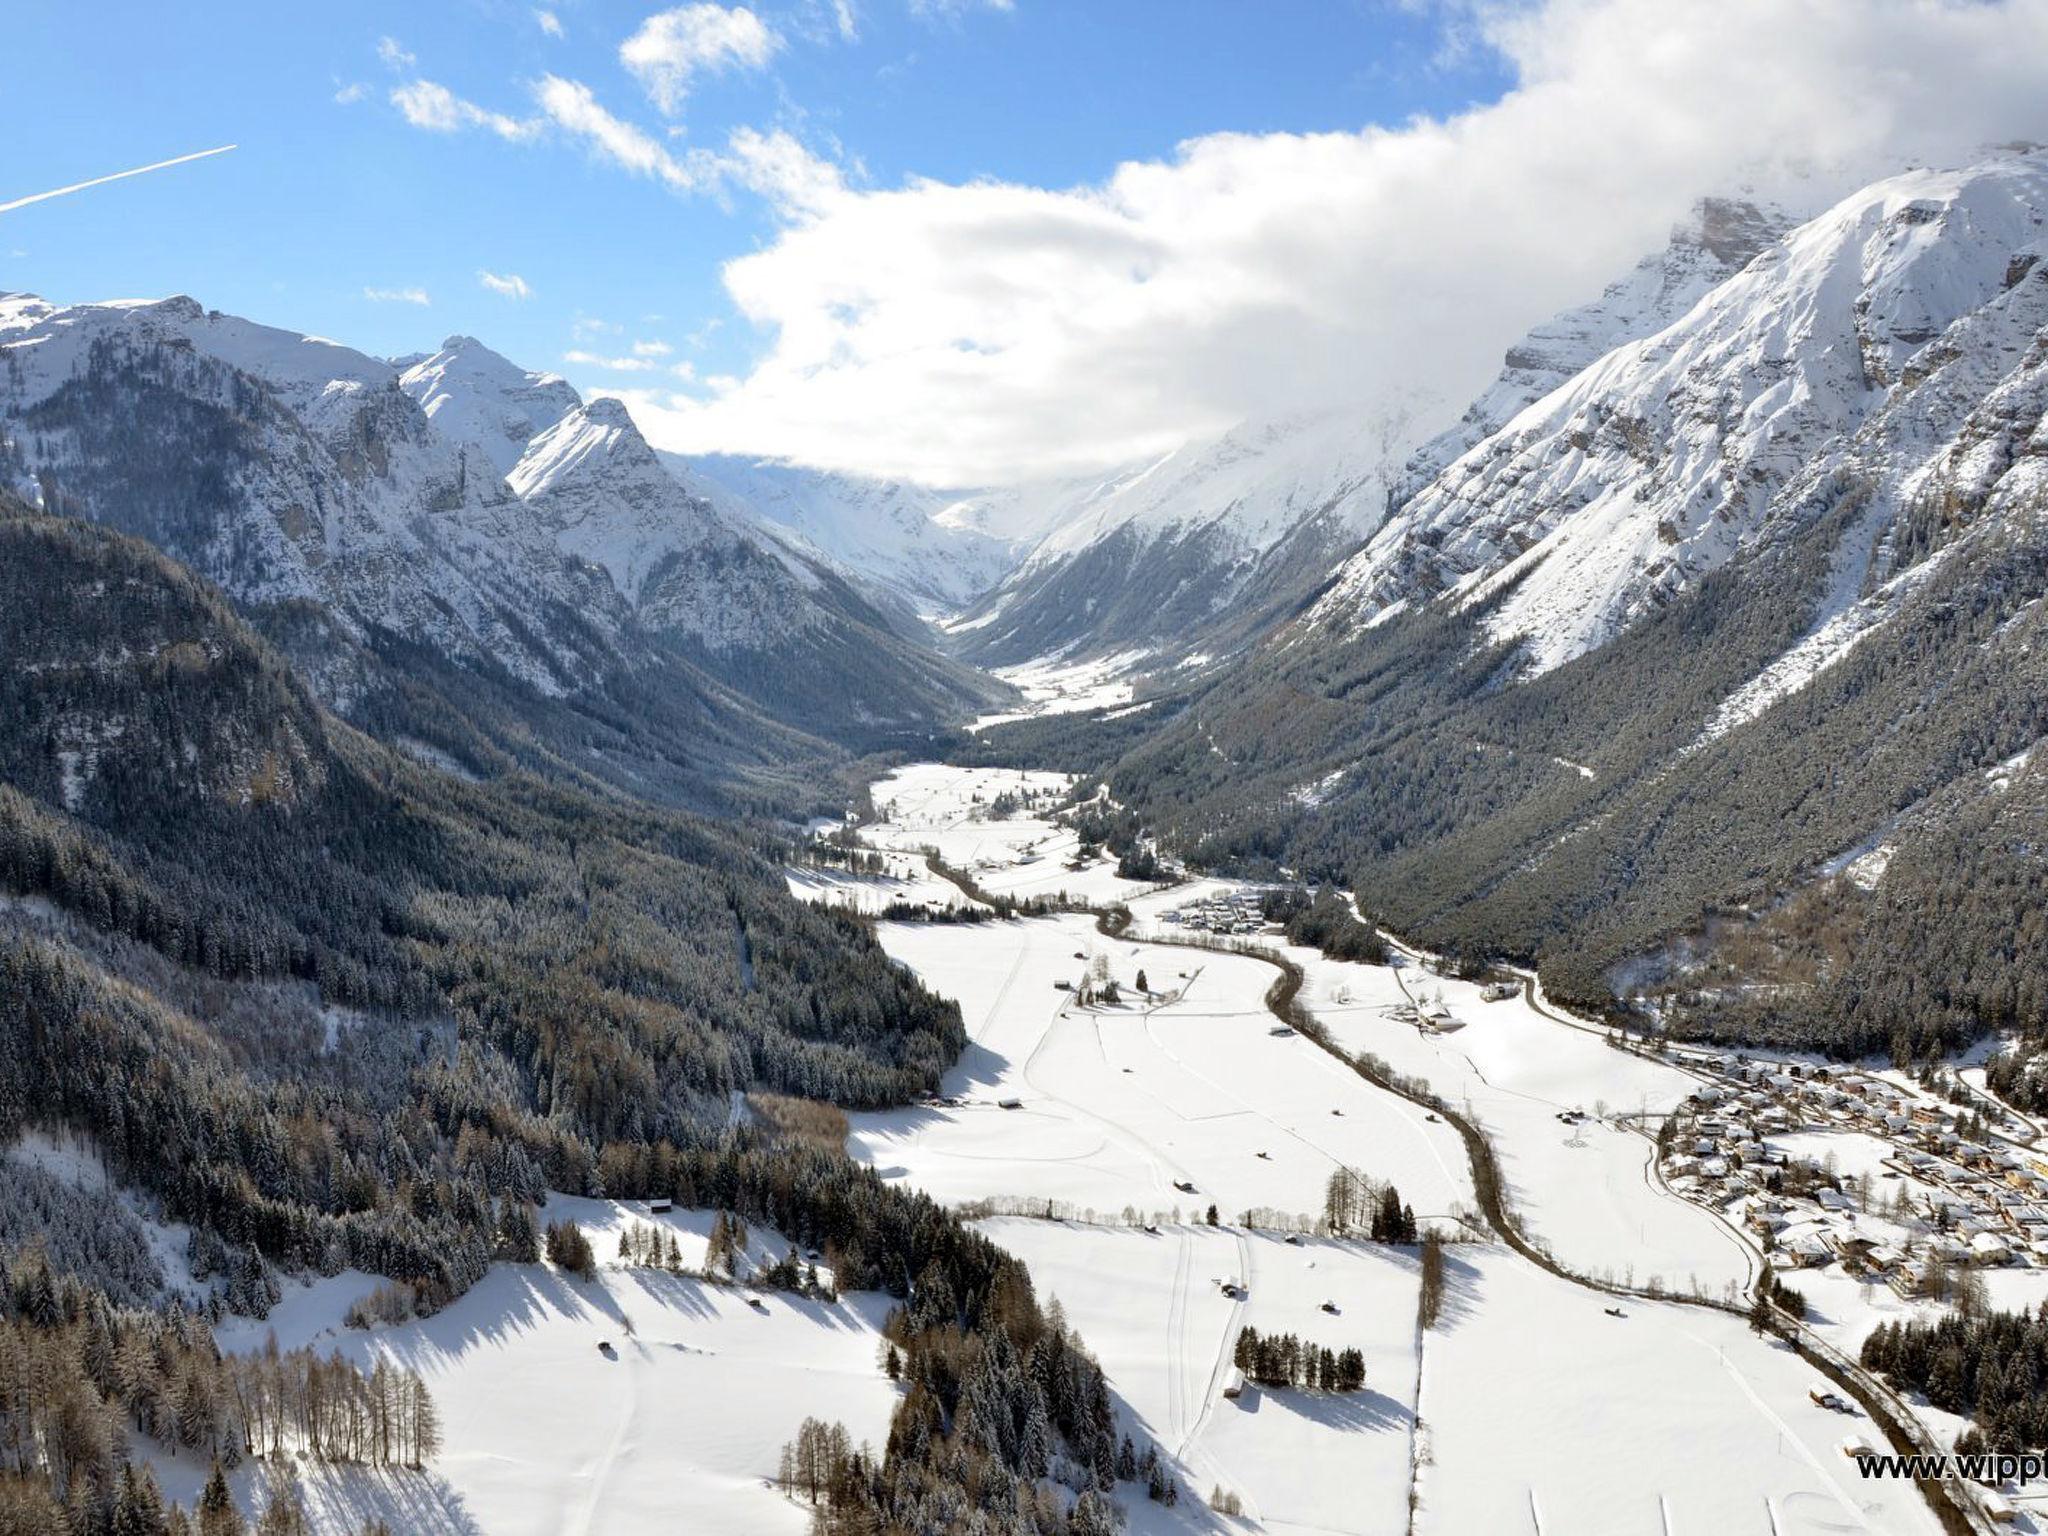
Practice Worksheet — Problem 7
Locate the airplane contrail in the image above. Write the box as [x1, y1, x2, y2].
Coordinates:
[0, 144, 238, 216]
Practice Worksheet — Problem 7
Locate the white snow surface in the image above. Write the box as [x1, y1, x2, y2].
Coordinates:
[188, 1197, 897, 1536]
[399, 336, 581, 479]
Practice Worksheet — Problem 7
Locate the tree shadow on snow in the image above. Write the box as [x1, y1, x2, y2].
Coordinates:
[945, 1039, 1015, 1095]
[292, 1461, 485, 1536]
[368, 1264, 624, 1369]
[1425, 1249, 1486, 1335]
[1250, 1383, 1412, 1434]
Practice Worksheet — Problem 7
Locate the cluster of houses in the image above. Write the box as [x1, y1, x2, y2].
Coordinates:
[1661, 1059, 2048, 1295]
[1161, 892, 1266, 935]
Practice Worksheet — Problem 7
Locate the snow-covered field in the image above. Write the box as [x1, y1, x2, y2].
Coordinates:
[1280, 936, 1758, 1298]
[846, 763, 1942, 1535]
[191, 1197, 898, 1536]
[856, 761, 1156, 906]
[966, 652, 1146, 732]
[979, 1218, 1425, 1535]
[1414, 1247, 1931, 1536]
[848, 915, 1472, 1224]
[783, 844, 982, 914]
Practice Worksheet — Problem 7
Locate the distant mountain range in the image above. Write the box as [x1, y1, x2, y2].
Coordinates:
[0, 297, 1004, 813]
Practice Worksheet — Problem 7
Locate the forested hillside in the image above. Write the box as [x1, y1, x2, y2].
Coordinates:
[0, 498, 964, 1281]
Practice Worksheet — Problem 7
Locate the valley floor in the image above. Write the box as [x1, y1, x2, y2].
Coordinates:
[831, 763, 1945, 1535]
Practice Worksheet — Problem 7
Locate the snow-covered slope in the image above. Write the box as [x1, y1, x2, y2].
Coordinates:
[398, 335, 581, 479]
[514, 399, 830, 652]
[1313, 154, 2048, 674]
[1399, 196, 1791, 493]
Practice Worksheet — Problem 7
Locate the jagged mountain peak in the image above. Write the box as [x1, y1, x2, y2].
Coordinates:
[399, 335, 581, 479]
[509, 395, 673, 504]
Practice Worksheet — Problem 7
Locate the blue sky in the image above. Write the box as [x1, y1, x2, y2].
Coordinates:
[1, 2, 1505, 396]
[7, 1, 2046, 484]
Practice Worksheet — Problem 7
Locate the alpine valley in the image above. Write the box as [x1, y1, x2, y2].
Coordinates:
[6, 136, 2048, 1536]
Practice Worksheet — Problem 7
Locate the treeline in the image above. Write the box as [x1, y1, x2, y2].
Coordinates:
[1232, 1326, 1367, 1392]
[1862, 1305, 2048, 1452]
[0, 1244, 439, 1532]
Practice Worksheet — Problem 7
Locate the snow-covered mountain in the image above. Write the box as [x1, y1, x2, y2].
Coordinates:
[943, 412, 1401, 669]
[924, 199, 1792, 677]
[0, 293, 1006, 802]
[0, 292, 624, 696]
[1311, 154, 2048, 675]
[1398, 196, 1791, 493]
[399, 336, 581, 479]
[1091, 149, 2048, 1044]
[678, 454, 1017, 613]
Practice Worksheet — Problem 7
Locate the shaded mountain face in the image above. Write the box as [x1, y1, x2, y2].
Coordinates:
[1070, 151, 2048, 1059]
[0, 296, 1007, 809]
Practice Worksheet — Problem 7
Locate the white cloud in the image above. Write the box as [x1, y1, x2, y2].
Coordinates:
[536, 9, 564, 37]
[535, 75, 714, 187]
[563, 348, 660, 371]
[391, 80, 540, 141]
[621, 5, 781, 115]
[376, 36, 416, 71]
[363, 286, 431, 305]
[623, 0, 2048, 485]
[333, 81, 369, 105]
[908, 0, 1014, 19]
[529, 78, 825, 205]
[479, 270, 534, 299]
[721, 125, 845, 214]
[631, 339, 673, 356]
